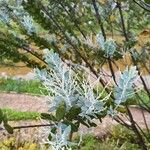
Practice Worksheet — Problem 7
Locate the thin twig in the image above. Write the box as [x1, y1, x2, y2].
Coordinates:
[133, 0, 150, 12]
[0, 124, 54, 131]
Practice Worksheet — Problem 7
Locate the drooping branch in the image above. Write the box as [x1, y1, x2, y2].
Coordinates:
[92, 0, 106, 40]
[0, 123, 54, 131]
[133, 0, 150, 12]
[126, 106, 148, 150]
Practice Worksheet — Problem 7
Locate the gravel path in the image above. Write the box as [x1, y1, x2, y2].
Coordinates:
[0, 93, 150, 141]
[0, 93, 47, 112]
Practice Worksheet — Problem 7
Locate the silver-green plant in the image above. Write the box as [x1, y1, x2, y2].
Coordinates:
[36, 49, 142, 149]
[97, 33, 117, 57]
[114, 66, 138, 105]
[36, 49, 112, 149]
[44, 124, 75, 150]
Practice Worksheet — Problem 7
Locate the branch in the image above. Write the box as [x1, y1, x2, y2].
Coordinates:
[133, 0, 150, 12]
[116, 1, 129, 41]
[22, 45, 47, 65]
[92, 0, 106, 40]
[126, 106, 148, 150]
[0, 123, 54, 131]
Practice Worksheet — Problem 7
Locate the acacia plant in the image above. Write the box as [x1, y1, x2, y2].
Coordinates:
[0, 0, 150, 150]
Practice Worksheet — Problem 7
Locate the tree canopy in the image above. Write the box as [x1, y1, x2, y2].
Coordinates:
[0, 0, 149, 69]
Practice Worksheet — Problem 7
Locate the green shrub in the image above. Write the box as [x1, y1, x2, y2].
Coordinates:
[110, 125, 136, 145]
[72, 125, 144, 150]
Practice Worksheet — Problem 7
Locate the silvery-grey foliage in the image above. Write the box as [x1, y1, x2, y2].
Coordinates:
[130, 49, 139, 60]
[80, 34, 97, 49]
[77, 79, 109, 120]
[94, 0, 116, 20]
[36, 50, 111, 149]
[107, 106, 117, 118]
[97, 33, 117, 57]
[97, 33, 105, 49]
[104, 39, 117, 57]
[0, 10, 10, 24]
[45, 123, 75, 150]
[102, 0, 117, 18]
[36, 49, 110, 120]
[0, 0, 8, 5]
[0, 1, 10, 24]
[60, 44, 70, 53]
[114, 66, 138, 105]
[21, 15, 36, 35]
[45, 34, 57, 45]
[35, 49, 79, 111]
[0, 0, 35, 35]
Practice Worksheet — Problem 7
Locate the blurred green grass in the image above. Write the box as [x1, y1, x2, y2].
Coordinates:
[0, 77, 48, 95]
[1, 108, 40, 121]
